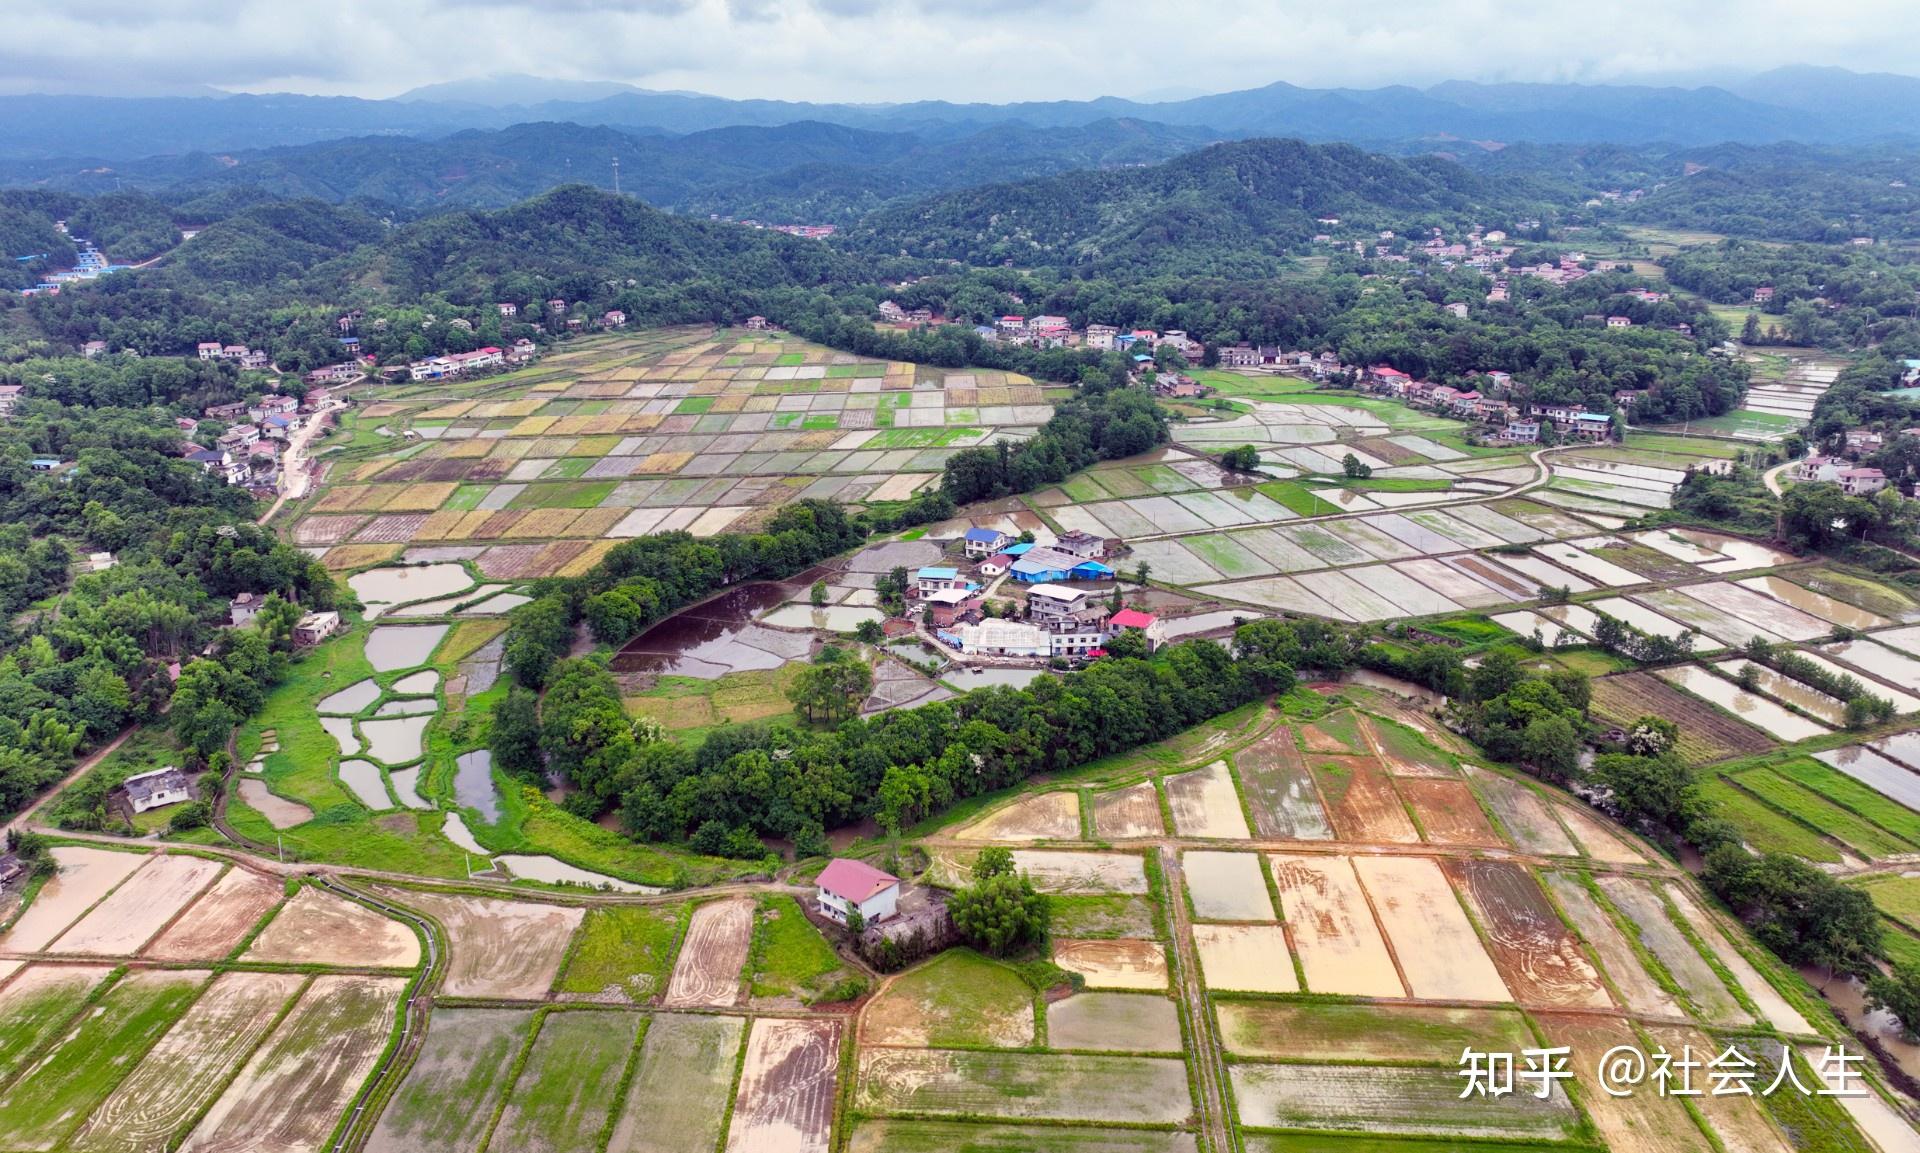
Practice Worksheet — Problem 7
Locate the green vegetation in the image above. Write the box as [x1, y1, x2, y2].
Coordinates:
[1775, 757, 1920, 845]
[1731, 768, 1912, 859]
[870, 949, 1036, 1047]
[1256, 480, 1344, 517]
[1697, 776, 1843, 864]
[746, 895, 863, 1003]
[554, 904, 686, 1001]
[1048, 894, 1158, 939]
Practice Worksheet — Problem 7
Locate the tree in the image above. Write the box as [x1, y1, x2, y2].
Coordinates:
[810, 580, 829, 607]
[948, 869, 1049, 956]
[490, 686, 545, 779]
[168, 800, 212, 832]
[853, 619, 884, 644]
[254, 593, 302, 650]
[1133, 562, 1151, 585]
[1704, 848, 1883, 975]
[1341, 452, 1372, 480]
[1220, 445, 1261, 472]
[1624, 715, 1678, 757]
[1592, 752, 1698, 831]
[1867, 965, 1920, 1041]
[1519, 715, 1582, 782]
[974, 846, 1014, 880]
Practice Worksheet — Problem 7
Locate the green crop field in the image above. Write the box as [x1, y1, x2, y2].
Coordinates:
[863, 949, 1034, 1047]
[492, 1010, 642, 1153]
[1774, 757, 1920, 844]
[1049, 894, 1159, 939]
[1698, 777, 1842, 863]
[746, 895, 861, 1002]
[555, 904, 686, 1001]
[0, 969, 106, 1084]
[1731, 768, 1914, 859]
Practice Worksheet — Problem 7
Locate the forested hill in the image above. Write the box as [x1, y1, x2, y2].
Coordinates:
[843, 138, 1540, 276]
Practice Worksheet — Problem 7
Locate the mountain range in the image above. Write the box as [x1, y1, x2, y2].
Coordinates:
[4, 67, 1920, 163]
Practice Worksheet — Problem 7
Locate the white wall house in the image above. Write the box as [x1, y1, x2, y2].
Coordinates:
[123, 767, 191, 814]
[815, 858, 901, 925]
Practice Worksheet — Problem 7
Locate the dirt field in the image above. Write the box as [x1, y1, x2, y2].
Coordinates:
[1462, 766, 1577, 856]
[725, 1017, 842, 1153]
[1, 845, 145, 952]
[1539, 872, 1682, 1019]
[70, 971, 306, 1153]
[662, 896, 753, 1007]
[607, 1014, 744, 1153]
[492, 1009, 643, 1153]
[1047, 992, 1182, 1052]
[183, 974, 407, 1153]
[1053, 938, 1168, 991]
[146, 868, 284, 961]
[1361, 714, 1456, 778]
[1397, 779, 1504, 847]
[849, 1121, 1196, 1153]
[1353, 856, 1508, 1002]
[1008, 850, 1149, 894]
[1268, 854, 1404, 997]
[1444, 859, 1609, 1009]
[366, 1008, 537, 1153]
[856, 1049, 1190, 1125]
[1592, 672, 1771, 763]
[1182, 851, 1275, 921]
[1231, 729, 1333, 840]
[1164, 761, 1252, 839]
[1666, 886, 1812, 1035]
[863, 950, 1035, 1048]
[243, 887, 421, 968]
[50, 854, 224, 956]
[1229, 1062, 1579, 1140]
[1308, 756, 1419, 844]
[237, 779, 313, 828]
[956, 791, 1081, 841]
[1645, 1025, 1794, 1153]
[376, 888, 581, 998]
[1091, 783, 1163, 838]
[1190, 924, 1297, 994]
[1537, 1013, 1715, 1152]
[1555, 804, 1648, 864]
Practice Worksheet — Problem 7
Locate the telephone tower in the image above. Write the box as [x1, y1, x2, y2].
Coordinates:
[612, 156, 621, 194]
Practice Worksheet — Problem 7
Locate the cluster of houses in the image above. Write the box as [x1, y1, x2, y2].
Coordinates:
[1796, 457, 1890, 496]
[181, 391, 331, 494]
[20, 243, 129, 297]
[196, 342, 271, 370]
[1361, 366, 1618, 444]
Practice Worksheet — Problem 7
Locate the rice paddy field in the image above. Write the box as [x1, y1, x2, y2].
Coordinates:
[879, 696, 1904, 1153]
[293, 328, 1047, 575]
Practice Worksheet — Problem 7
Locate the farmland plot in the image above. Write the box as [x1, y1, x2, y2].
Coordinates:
[1822, 638, 1920, 691]
[1537, 1013, 1715, 1153]
[1217, 1001, 1533, 1063]
[607, 1014, 745, 1153]
[662, 896, 753, 1007]
[1737, 575, 1889, 631]
[146, 867, 283, 961]
[1680, 582, 1831, 642]
[1268, 854, 1404, 997]
[70, 972, 307, 1153]
[1445, 859, 1610, 1009]
[1164, 761, 1251, 839]
[1654, 665, 1832, 743]
[1819, 745, 1920, 811]
[1592, 672, 1771, 763]
[375, 888, 581, 998]
[1008, 850, 1149, 894]
[365, 1008, 537, 1153]
[1666, 886, 1812, 1035]
[1053, 939, 1168, 991]
[244, 886, 421, 968]
[1714, 660, 1849, 726]
[0, 845, 145, 952]
[957, 792, 1081, 841]
[857, 1048, 1190, 1125]
[1353, 856, 1508, 1001]
[0, 964, 112, 1086]
[1644, 1025, 1793, 1153]
[1231, 729, 1333, 840]
[863, 950, 1035, 1048]
[1308, 755, 1419, 844]
[1462, 766, 1577, 856]
[1091, 782, 1163, 838]
[1047, 992, 1182, 1052]
[1539, 873, 1682, 1019]
[50, 854, 224, 956]
[1190, 924, 1297, 993]
[1399, 779, 1503, 846]
[1182, 851, 1275, 921]
[849, 1121, 1196, 1153]
[726, 1018, 842, 1153]
[1594, 876, 1748, 1026]
[184, 974, 406, 1153]
[1230, 1063, 1579, 1140]
[492, 1010, 644, 1153]
[0, 968, 206, 1152]
[1554, 804, 1648, 865]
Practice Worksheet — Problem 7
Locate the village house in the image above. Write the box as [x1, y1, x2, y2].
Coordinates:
[1053, 529, 1106, 560]
[1444, 302, 1469, 318]
[963, 527, 1012, 559]
[602, 310, 628, 328]
[1840, 467, 1889, 496]
[217, 424, 261, 451]
[815, 858, 901, 925]
[229, 592, 264, 627]
[1797, 455, 1844, 484]
[978, 553, 1015, 578]
[1571, 412, 1614, 442]
[940, 618, 1050, 658]
[1009, 547, 1114, 584]
[1844, 429, 1885, 456]
[996, 315, 1026, 336]
[497, 302, 518, 317]
[1218, 344, 1262, 368]
[1085, 324, 1119, 351]
[1753, 286, 1775, 304]
[241, 349, 270, 370]
[905, 307, 934, 326]
[511, 338, 538, 360]
[876, 300, 906, 323]
[82, 339, 108, 357]
[745, 316, 773, 331]
[204, 401, 249, 421]
[197, 341, 223, 360]
[1606, 316, 1632, 328]
[1105, 608, 1164, 652]
[120, 767, 191, 815]
[294, 611, 342, 647]
[915, 566, 967, 596]
[1499, 420, 1541, 444]
[923, 587, 982, 628]
[1025, 584, 1104, 629]
[0, 384, 22, 417]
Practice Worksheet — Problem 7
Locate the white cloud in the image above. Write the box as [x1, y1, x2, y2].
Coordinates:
[3, 0, 1918, 101]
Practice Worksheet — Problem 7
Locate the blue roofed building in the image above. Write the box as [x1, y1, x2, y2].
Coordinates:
[1009, 547, 1115, 584]
[915, 566, 966, 595]
[963, 527, 1012, 558]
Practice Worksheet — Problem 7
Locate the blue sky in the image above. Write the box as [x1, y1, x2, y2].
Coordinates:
[5, 0, 1915, 99]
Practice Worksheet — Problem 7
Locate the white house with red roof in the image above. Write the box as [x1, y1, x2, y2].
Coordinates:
[1106, 608, 1164, 651]
[815, 858, 901, 925]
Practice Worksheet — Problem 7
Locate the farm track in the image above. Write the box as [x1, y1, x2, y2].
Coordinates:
[1159, 846, 1232, 1153]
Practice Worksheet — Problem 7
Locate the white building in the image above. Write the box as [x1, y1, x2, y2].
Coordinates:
[816, 858, 900, 925]
[123, 767, 191, 814]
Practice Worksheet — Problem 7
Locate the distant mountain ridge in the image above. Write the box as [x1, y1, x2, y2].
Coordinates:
[2, 67, 1918, 162]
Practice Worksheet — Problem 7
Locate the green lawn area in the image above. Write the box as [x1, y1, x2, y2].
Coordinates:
[555, 904, 686, 1001]
[624, 666, 799, 746]
[508, 480, 618, 510]
[445, 485, 492, 511]
[747, 895, 862, 1003]
[1857, 875, 1920, 933]
[802, 414, 841, 431]
[1338, 476, 1454, 493]
[674, 397, 714, 415]
[1644, 410, 1801, 440]
[863, 427, 981, 449]
[1061, 475, 1112, 503]
[867, 949, 1034, 1046]
[1048, 894, 1159, 939]
[46, 725, 184, 832]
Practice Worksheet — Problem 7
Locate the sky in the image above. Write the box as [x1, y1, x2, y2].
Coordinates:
[5, 0, 1919, 101]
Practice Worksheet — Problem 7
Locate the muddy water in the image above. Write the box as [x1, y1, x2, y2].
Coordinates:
[1799, 965, 1920, 1083]
[496, 855, 655, 893]
[761, 603, 884, 631]
[317, 680, 379, 715]
[349, 564, 473, 613]
[361, 716, 429, 764]
[609, 582, 792, 674]
[453, 750, 501, 822]
[364, 624, 449, 672]
[1714, 659, 1848, 725]
[947, 666, 1050, 691]
[1739, 575, 1889, 631]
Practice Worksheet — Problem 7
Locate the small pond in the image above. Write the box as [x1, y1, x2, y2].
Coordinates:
[364, 624, 450, 672]
[337, 760, 396, 810]
[349, 564, 474, 615]
[319, 716, 361, 757]
[387, 767, 430, 811]
[947, 666, 1050, 691]
[391, 670, 440, 695]
[317, 680, 380, 715]
[374, 699, 437, 718]
[495, 854, 656, 894]
[453, 750, 501, 823]
[441, 812, 488, 855]
[360, 716, 430, 764]
[761, 604, 885, 631]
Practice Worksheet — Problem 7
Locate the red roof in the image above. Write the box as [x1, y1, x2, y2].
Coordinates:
[983, 553, 1015, 568]
[1109, 609, 1158, 630]
[816, 858, 899, 903]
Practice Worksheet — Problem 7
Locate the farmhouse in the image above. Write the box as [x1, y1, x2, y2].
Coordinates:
[815, 858, 901, 925]
[940, 619, 1050, 657]
[1026, 583, 1103, 628]
[1106, 608, 1165, 651]
[923, 587, 982, 627]
[915, 566, 965, 595]
[1839, 467, 1888, 496]
[963, 527, 1012, 558]
[978, 553, 1014, 578]
[121, 766, 191, 814]
[294, 611, 342, 646]
[1010, 547, 1114, 584]
[229, 591, 264, 627]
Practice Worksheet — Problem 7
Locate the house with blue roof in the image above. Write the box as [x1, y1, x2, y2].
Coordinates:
[963, 527, 1012, 558]
[1002, 541, 1034, 557]
[915, 566, 968, 596]
[1009, 547, 1115, 584]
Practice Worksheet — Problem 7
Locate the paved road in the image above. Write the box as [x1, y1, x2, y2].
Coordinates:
[259, 397, 348, 525]
[1763, 457, 1796, 497]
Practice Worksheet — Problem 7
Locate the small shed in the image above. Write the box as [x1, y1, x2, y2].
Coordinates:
[816, 858, 901, 925]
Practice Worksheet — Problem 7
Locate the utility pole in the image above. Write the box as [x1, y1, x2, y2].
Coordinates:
[611, 156, 621, 195]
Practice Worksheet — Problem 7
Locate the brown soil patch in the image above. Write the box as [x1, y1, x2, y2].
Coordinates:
[51, 854, 224, 956]
[1, 846, 145, 952]
[1536, 1014, 1715, 1153]
[1268, 854, 1404, 998]
[724, 1018, 841, 1153]
[375, 888, 582, 999]
[1308, 756, 1418, 844]
[1164, 761, 1251, 839]
[1444, 859, 1610, 1010]
[243, 887, 421, 968]
[1353, 855, 1508, 1002]
[1091, 783, 1162, 838]
[146, 869, 284, 962]
[662, 897, 752, 1007]
[1053, 938, 1168, 991]
[1555, 804, 1648, 865]
[1399, 779, 1504, 847]
[1191, 924, 1297, 994]
[956, 792, 1081, 842]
